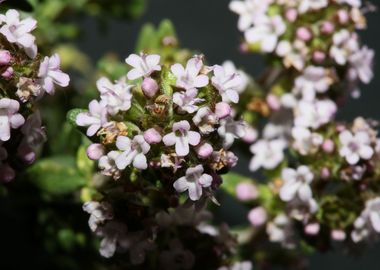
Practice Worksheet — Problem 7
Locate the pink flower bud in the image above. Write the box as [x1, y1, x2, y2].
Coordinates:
[337, 10, 349, 24]
[320, 21, 335, 34]
[236, 182, 258, 201]
[304, 223, 320, 236]
[331, 229, 346, 241]
[239, 43, 249, 54]
[242, 126, 258, 144]
[143, 128, 162, 144]
[87, 144, 105, 160]
[0, 164, 15, 183]
[313, 51, 326, 63]
[296, 27, 312, 41]
[322, 139, 335, 153]
[0, 50, 11, 65]
[18, 145, 36, 164]
[266, 94, 281, 111]
[248, 207, 267, 227]
[1, 67, 13, 78]
[196, 143, 213, 159]
[141, 77, 159, 98]
[215, 102, 231, 119]
[320, 167, 331, 179]
[285, 8, 298, 22]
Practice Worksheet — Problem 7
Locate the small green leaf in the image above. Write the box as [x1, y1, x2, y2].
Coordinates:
[135, 23, 157, 52]
[157, 19, 177, 41]
[67, 108, 87, 127]
[76, 145, 94, 178]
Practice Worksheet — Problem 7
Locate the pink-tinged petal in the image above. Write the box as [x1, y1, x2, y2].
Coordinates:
[38, 57, 49, 77]
[346, 153, 360, 165]
[116, 136, 131, 151]
[188, 131, 200, 146]
[42, 77, 55, 94]
[17, 17, 37, 34]
[199, 174, 212, 188]
[359, 145, 374, 160]
[0, 26, 16, 43]
[355, 131, 370, 144]
[5, 10, 20, 24]
[193, 75, 209, 88]
[125, 54, 141, 67]
[173, 177, 188, 193]
[87, 124, 100, 137]
[24, 44, 37, 59]
[0, 116, 10, 141]
[226, 89, 239, 103]
[133, 153, 147, 170]
[170, 63, 185, 77]
[279, 181, 301, 202]
[162, 132, 176, 146]
[9, 114, 25, 129]
[213, 65, 224, 78]
[127, 68, 143, 80]
[173, 120, 190, 132]
[115, 151, 132, 170]
[146, 54, 161, 70]
[298, 184, 312, 202]
[96, 77, 112, 93]
[175, 136, 189, 156]
[281, 168, 296, 182]
[48, 53, 61, 69]
[186, 58, 202, 78]
[16, 33, 35, 48]
[339, 130, 353, 145]
[188, 182, 202, 201]
[370, 212, 380, 232]
[49, 70, 70, 87]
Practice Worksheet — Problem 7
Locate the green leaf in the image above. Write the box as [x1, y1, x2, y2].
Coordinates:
[135, 23, 158, 52]
[67, 108, 87, 127]
[157, 19, 177, 41]
[28, 156, 86, 195]
[76, 145, 94, 178]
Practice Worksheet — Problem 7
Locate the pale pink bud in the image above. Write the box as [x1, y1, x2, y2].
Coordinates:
[239, 43, 249, 54]
[266, 94, 281, 111]
[320, 21, 335, 34]
[141, 77, 159, 98]
[236, 182, 258, 201]
[1, 67, 13, 78]
[321, 167, 331, 179]
[0, 164, 15, 183]
[337, 10, 349, 24]
[313, 51, 326, 63]
[86, 144, 105, 160]
[143, 128, 162, 144]
[304, 223, 320, 236]
[18, 146, 36, 164]
[196, 143, 213, 159]
[285, 8, 298, 22]
[331, 229, 346, 241]
[242, 126, 258, 144]
[322, 139, 335, 153]
[296, 27, 312, 41]
[0, 50, 11, 65]
[248, 207, 267, 227]
[215, 102, 231, 119]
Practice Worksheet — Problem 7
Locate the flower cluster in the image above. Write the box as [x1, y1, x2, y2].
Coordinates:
[0, 9, 69, 182]
[75, 53, 246, 264]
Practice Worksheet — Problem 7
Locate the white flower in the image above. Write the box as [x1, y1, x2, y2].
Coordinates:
[352, 197, 380, 243]
[125, 53, 161, 80]
[294, 99, 337, 129]
[76, 100, 108, 136]
[330, 30, 359, 65]
[348, 46, 374, 84]
[266, 214, 295, 248]
[173, 165, 213, 201]
[96, 77, 133, 115]
[171, 57, 209, 90]
[212, 65, 242, 103]
[339, 130, 374, 165]
[192, 107, 217, 134]
[276, 40, 307, 71]
[222, 61, 249, 93]
[218, 117, 246, 149]
[163, 120, 201, 156]
[293, 66, 333, 101]
[299, 0, 328, 13]
[98, 151, 120, 179]
[115, 135, 150, 170]
[0, 98, 25, 142]
[292, 126, 323, 155]
[38, 54, 70, 95]
[83, 201, 113, 232]
[280, 166, 314, 202]
[245, 15, 286, 53]
[173, 88, 204, 113]
[249, 139, 286, 171]
[229, 0, 270, 31]
[0, 9, 37, 58]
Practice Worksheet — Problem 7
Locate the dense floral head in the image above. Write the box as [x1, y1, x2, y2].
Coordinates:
[0, 9, 69, 182]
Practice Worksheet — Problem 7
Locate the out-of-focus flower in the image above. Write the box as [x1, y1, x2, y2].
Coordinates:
[339, 130, 374, 165]
[280, 166, 314, 202]
[249, 139, 286, 171]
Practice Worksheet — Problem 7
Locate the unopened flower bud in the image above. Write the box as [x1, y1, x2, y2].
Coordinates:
[18, 145, 36, 164]
[320, 21, 335, 34]
[337, 9, 349, 24]
[285, 8, 298, 22]
[144, 128, 162, 144]
[215, 102, 231, 119]
[2, 67, 13, 78]
[0, 50, 11, 65]
[242, 126, 258, 144]
[87, 144, 105, 160]
[0, 164, 15, 183]
[331, 229, 346, 241]
[266, 94, 281, 111]
[321, 167, 331, 179]
[296, 27, 312, 41]
[322, 139, 335, 153]
[141, 77, 159, 98]
[248, 207, 267, 227]
[236, 182, 258, 201]
[313, 51, 326, 63]
[196, 143, 213, 159]
[304, 223, 320, 236]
